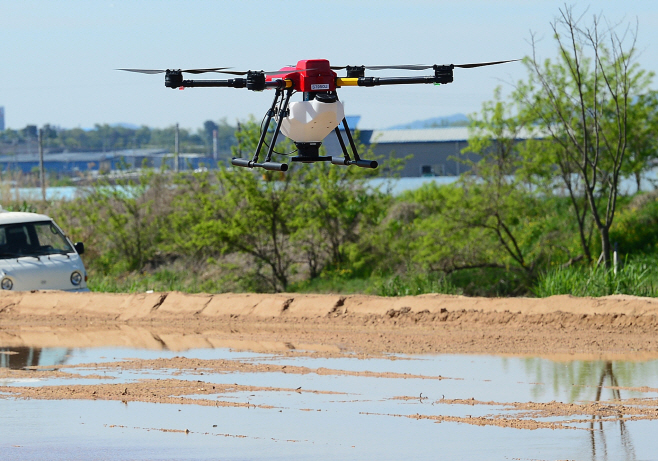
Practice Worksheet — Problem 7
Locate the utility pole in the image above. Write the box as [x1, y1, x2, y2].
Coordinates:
[237, 122, 242, 157]
[38, 128, 46, 201]
[212, 129, 218, 161]
[174, 123, 179, 173]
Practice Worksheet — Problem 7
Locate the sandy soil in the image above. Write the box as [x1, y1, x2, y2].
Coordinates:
[1, 290, 658, 358]
[2, 290, 658, 432]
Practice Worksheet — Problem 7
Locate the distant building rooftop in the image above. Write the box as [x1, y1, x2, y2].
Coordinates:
[0, 148, 168, 163]
[369, 128, 470, 143]
[368, 127, 545, 144]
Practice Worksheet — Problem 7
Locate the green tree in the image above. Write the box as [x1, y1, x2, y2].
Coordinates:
[169, 121, 303, 292]
[515, 6, 653, 268]
[457, 90, 552, 277]
[290, 157, 389, 280]
[169, 120, 392, 292]
[56, 171, 173, 274]
[624, 91, 658, 192]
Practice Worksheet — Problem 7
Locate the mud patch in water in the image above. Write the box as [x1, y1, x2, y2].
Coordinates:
[1, 347, 658, 460]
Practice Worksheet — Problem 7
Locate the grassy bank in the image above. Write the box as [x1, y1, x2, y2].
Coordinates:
[85, 257, 658, 298]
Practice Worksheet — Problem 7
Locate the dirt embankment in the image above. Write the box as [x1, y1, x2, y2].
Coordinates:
[1, 291, 658, 358]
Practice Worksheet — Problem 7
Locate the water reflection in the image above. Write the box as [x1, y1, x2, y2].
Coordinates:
[522, 358, 658, 402]
[0, 347, 70, 370]
[521, 358, 658, 461]
[587, 362, 635, 461]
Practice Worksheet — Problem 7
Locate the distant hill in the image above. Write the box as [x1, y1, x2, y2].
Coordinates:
[388, 113, 469, 130]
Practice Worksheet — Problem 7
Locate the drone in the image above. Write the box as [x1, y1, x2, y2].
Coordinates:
[120, 59, 517, 172]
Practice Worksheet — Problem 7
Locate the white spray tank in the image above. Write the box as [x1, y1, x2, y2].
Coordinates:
[279, 99, 344, 143]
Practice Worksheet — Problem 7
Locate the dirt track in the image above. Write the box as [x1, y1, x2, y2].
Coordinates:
[1, 290, 658, 358]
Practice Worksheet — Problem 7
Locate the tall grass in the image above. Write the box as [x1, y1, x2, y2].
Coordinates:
[534, 258, 658, 297]
[375, 273, 463, 297]
[88, 269, 227, 294]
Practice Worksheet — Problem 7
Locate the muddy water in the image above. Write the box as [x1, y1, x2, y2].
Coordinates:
[1, 347, 658, 460]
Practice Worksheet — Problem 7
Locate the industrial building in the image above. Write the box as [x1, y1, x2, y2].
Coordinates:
[0, 149, 215, 175]
[323, 126, 477, 177]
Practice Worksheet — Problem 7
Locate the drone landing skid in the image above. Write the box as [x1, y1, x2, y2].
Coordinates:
[231, 158, 289, 171]
[331, 117, 378, 169]
[288, 156, 378, 169]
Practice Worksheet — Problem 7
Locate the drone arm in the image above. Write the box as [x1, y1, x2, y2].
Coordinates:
[336, 66, 454, 87]
[267, 79, 293, 89]
[175, 79, 245, 88]
[170, 78, 291, 90]
[336, 75, 452, 87]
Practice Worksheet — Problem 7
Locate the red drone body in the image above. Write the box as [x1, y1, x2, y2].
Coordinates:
[266, 60, 338, 93]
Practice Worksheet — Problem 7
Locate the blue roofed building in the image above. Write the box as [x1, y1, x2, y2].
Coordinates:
[0, 148, 216, 175]
[323, 122, 541, 177]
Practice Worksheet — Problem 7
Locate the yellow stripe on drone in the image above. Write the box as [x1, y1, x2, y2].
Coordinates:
[335, 78, 359, 87]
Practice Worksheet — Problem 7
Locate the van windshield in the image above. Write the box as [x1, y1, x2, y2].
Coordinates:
[0, 221, 74, 259]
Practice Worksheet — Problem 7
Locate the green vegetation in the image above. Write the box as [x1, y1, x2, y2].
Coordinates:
[19, 154, 655, 298]
[535, 257, 658, 298]
[3, 7, 658, 298]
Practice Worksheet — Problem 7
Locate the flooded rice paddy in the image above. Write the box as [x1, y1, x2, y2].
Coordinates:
[2, 346, 658, 460]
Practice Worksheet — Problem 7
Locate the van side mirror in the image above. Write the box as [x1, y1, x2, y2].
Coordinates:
[74, 242, 85, 255]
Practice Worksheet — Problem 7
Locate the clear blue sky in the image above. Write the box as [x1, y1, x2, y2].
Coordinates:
[2, 0, 658, 131]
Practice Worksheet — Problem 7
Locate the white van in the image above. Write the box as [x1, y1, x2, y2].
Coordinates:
[0, 210, 88, 292]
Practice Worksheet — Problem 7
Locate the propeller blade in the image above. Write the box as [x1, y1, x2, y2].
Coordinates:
[212, 70, 251, 76]
[331, 60, 519, 71]
[365, 64, 429, 70]
[214, 68, 314, 76]
[117, 68, 167, 74]
[183, 67, 232, 74]
[117, 67, 232, 75]
[454, 59, 519, 68]
[331, 65, 430, 71]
